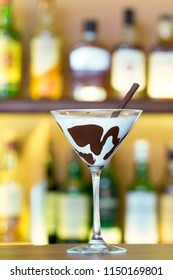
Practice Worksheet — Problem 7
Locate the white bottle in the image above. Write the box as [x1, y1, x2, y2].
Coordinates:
[110, 9, 146, 98]
[69, 20, 111, 102]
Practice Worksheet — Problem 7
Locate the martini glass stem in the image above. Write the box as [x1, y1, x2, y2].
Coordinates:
[90, 168, 105, 244]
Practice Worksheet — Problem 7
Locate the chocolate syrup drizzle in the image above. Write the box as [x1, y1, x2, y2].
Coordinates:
[68, 124, 123, 165]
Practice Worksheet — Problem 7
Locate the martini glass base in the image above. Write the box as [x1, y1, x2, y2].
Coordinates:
[66, 239, 128, 255]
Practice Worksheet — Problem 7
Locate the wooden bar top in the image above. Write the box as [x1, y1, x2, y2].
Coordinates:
[0, 244, 172, 260]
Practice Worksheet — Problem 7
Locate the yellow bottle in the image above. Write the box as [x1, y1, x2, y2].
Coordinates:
[147, 14, 173, 98]
[29, 0, 63, 100]
[0, 136, 23, 243]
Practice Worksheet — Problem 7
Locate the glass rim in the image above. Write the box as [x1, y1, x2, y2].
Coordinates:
[50, 108, 143, 114]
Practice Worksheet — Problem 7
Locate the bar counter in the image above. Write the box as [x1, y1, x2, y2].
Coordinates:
[0, 244, 173, 260]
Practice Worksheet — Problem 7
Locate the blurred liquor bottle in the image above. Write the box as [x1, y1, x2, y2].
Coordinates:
[100, 162, 122, 244]
[0, 136, 23, 242]
[124, 139, 158, 243]
[44, 154, 58, 244]
[56, 151, 91, 243]
[159, 143, 173, 243]
[110, 8, 146, 98]
[29, 0, 63, 100]
[69, 19, 111, 102]
[0, 0, 22, 98]
[147, 14, 173, 98]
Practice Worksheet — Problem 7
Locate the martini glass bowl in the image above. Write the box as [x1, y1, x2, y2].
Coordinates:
[51, 108, 142, 254]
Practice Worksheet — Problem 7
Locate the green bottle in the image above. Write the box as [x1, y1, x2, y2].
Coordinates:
[44, 154, 58, 244]
[159, 143, 173, 243]
[0, 0, 22, 98]
[124, 139, 158, 243]
[100, 162, 121, 244]
[56, 151, 91, 243]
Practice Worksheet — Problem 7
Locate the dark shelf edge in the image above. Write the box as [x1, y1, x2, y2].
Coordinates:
[0, 98, 172, 113]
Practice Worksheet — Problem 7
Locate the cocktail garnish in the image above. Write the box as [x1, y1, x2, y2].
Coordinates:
[112, 82, 140, 117]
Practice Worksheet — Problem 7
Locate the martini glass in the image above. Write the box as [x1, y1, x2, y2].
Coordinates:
[51, 108, 142, 254]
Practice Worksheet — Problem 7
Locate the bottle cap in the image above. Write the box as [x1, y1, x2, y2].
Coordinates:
[167, 141, 173, 160]
[134, 139, 149, 162]
[158, 14, 173, 39]
[124, 8, 134, 25]
[83, 20, 97, 32]
[168, 150, 173, 160]
[159, 14, 172, 21]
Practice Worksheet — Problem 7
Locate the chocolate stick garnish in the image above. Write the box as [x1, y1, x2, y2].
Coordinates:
[112, 82, 140, 117]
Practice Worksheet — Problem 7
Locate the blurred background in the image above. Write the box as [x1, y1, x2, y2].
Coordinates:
[0, 0, 173, 246]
